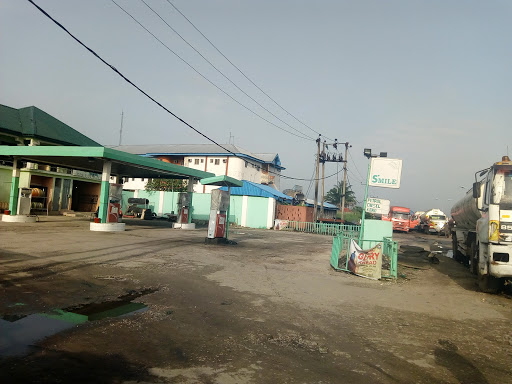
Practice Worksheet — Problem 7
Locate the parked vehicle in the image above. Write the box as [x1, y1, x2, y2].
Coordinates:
[409, 211, 422, 231]
[382, 206, 412, 232]
[451, 156, 512, 292]
[419, 209, 448, 234]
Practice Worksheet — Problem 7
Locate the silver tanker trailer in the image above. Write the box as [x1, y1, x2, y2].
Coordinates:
[451, 156, 512, 292]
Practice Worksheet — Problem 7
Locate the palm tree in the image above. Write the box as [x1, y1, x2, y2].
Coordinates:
[324, 181, 356, 208]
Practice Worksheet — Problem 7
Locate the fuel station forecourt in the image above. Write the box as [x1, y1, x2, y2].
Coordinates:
[0, 145, 215, 231]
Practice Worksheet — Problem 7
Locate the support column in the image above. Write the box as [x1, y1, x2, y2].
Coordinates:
[225, 186, 231, 239]
[8, 158, 20, 215]
[98, 161, 112, 223]
[187, 176, 194, 224]
[359, 160, 372, 244]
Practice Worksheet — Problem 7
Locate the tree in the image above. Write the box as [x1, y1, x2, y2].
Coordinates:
[324, 181, 356, 208]
[145, 179, 187, 192]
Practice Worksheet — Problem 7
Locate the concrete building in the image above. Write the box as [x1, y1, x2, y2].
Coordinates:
[111, 144, 285, 193]
[0, 104, 102, 214]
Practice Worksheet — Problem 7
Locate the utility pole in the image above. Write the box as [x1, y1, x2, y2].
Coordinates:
[119, 110, 124, 146]
[313, 135, 321, 222]
[320, 140, 326, 219]
[341, 142, 349, 220]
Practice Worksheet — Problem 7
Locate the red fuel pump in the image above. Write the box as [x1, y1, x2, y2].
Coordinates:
[177, 192, 191, 224]
[107, 184, 123, 223]
[207, 189, 230, 239]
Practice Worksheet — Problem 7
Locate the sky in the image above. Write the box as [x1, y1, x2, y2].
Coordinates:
[1, 0, 512, 215]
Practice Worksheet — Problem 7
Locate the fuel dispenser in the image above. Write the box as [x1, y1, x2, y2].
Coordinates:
[207, 189, 230, 239]
[107, 184, 123, 223]
[177, 192, 191, 224]
[17, 188, 32, 215]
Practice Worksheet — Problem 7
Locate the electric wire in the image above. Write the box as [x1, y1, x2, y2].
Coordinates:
[139, 0, 315, 141]
[347, 148, 365, 181]
[110, 0, 313, 141]
[26, 0, 337, 182]
[348, 169, 365, 185]
[165, 0, 332, 141]
[305, 157, 316, 197]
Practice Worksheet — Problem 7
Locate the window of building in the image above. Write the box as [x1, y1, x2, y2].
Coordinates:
[210, 159, 213, 163]
[215, 159, 220, 165]
[141, 178, 145, 181]
[201, 159, 204, 163]
[188, 159, 192, 163]
[245, 161, 248, 168]
[223, 159, 227, 163]
[194, 159, 200, 165]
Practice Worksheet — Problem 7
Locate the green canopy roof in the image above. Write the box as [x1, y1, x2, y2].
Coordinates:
[200, 175, 243, 187]
[0, 146, 215, 180]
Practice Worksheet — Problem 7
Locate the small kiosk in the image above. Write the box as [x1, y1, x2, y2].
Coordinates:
[200, 175, 243, 244]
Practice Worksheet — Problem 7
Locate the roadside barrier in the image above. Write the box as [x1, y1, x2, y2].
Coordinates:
[330, 231, 398, 279]
[275, 220, 360, 237]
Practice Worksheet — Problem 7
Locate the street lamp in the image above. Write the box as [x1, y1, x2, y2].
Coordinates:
[360, 148, 387, 242]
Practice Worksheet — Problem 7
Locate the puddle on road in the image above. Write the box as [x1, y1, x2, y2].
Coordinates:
[446, 250, 453, 258]
[0, 289, 155, 357]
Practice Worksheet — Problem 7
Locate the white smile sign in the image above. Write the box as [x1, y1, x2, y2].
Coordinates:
[369, 158, 402, 189]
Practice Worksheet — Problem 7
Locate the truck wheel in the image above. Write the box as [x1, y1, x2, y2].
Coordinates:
[477, 273, 503, 294]
[470, 240, 478, 272]
[452, 233, 461, 262]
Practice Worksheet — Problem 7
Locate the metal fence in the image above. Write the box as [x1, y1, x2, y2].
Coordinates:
[276, 220, 361, 237]
[330, 231, 398, 279]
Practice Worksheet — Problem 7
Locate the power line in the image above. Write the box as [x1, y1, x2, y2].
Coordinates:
[348, 148, 365, 181]
[110, 0, 313, 141]
[165, 0, 331, 141]
[25, 0, 333, 182]
[305, 155, 317, 197]
[138, 0, 315, 141]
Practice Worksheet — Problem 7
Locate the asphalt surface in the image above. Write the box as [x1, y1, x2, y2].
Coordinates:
[1, 217, 511, 383]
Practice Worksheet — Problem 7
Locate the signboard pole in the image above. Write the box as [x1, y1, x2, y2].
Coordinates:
[359, 160, 372, 243]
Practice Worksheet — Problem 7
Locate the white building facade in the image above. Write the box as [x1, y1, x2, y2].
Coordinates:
[111, 144, 284, 193]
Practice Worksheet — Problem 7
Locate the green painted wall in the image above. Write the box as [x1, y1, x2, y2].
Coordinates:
[0, 167, 12, 205]
[136, 190, 159, 213]
[121, 190, 134, 212]
[229, 196, 243, 225]
[189, 193, 211, 221]
[161, 191, 179, 215]
[120, 190, 263, 227]
[362, 219, 393, 247]
[245, 196, 270, 229]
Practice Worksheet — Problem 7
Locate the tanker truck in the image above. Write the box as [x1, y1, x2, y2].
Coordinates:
[419, 209, 448, 234]
[451, 156, 512, 293]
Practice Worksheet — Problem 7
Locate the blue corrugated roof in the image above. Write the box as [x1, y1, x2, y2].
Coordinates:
[220, 180, 292, 201]
[304, 199, 338, 210]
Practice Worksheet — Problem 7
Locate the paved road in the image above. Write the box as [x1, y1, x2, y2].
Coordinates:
[0, 217, 511, 383]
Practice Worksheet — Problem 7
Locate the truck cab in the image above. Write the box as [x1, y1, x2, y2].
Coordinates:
[451, 156, 512, 292]
[474, 159, 512, 280]
[382, 206, 412, 232]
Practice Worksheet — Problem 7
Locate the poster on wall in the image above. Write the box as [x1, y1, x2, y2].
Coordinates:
[369, 158, 402, 189]
[347, 239, 383, 280]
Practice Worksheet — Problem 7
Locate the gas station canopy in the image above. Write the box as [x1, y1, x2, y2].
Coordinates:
[200, 175, 243, 187]
[0, 146, 215, 180]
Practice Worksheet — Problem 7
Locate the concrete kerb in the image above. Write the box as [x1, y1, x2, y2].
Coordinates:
[172, 223, 196, 230]
[89, 222, 126, 232]
[1, 215, 37, 223]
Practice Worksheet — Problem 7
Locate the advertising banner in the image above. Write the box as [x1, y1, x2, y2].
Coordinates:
[369, 158, 402, 189]
[347, 239, 383, 280]
[365, 198, 390, 215]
